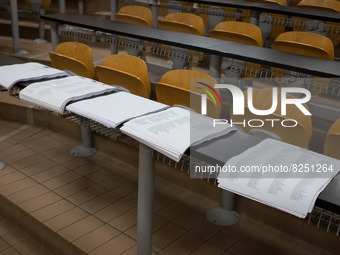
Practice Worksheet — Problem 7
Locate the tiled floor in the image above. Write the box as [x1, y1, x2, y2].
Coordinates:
[0, 214, 54, 255]
[0, 110, 337, 255]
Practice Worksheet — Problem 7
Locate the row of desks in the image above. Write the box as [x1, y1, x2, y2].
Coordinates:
[1, 50, 340, 254]
[42, 13, 340, 78]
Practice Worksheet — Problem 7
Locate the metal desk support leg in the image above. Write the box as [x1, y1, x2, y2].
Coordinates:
[208, 54, 240, 226]
[152, 0, 158, 28]
[69, 125, 96, 158]
[0, 161, 5, 170]
[250, 10, 259, 26]
[206, 190, 240, 226]
[50, 22, 60, 50]
[137, 143, 155, 255]
[78, 0, 84, 15]
[10, 0, 27, 55]
[59, 0, 65, 14]
[209, 54, 222, 78]
[110, 0, 118, 54]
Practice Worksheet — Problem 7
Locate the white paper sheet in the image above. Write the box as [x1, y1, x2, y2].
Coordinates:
[66, 92, 168, 128]
[218, 138, 340, 218]
[19, 76, 118, 114]
[0, 62, 69, 90]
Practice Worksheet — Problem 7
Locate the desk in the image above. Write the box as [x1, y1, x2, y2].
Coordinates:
[174, 0, 340, 22]
[41, 13, 340, 78]
[191, 131, 340, 215]
[0, 54, 24, 170]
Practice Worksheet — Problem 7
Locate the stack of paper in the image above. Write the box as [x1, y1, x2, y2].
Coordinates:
[121, 107, 237, 162]
[66, 92, 168, 128]
[19, 76, 118, 114]
[218, 138, 340, 218]
[0, 62, 69, 90]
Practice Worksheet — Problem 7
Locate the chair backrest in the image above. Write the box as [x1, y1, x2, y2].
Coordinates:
[210, 21, 263, 46]
[246, 0, 286, 5]
[156, 69, 221, 118]
[324, 119, 340, 159]
[52, 42, 95, 79]
[159, 13, 205, 35]
[230, 88, 312, 148]
[96, 54, 151, 98]
[272, 31, 334, 60]
[24, 0, 51, 10]
[298, 0, 340, 12]
[49, 51, 93, 78]
[115, 5, 154, 27]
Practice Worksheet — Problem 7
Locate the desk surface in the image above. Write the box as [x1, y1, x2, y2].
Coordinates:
[42, 13, 340, 78]
[191, 131, 340, 214]
[183, 0, 340, 23]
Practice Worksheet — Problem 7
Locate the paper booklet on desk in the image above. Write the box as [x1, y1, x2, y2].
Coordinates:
[217, 138, 340, 218]
[120, 107, 237, 162]
[66, 92, 169, 128]
[19, 76, 118, 114]
[0, 62, 69, 90]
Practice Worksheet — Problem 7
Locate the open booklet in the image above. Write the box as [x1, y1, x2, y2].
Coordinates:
[66, 92, 169, 128]
[0, 62, 69, 90]
[120, 107, 237, 162]
[19, 76, 119, 114]
[217, 138, 340, 218]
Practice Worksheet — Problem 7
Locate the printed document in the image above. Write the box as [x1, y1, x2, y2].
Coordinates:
[0, 62, 69, 90]
[121, 107, 237, 162]
[19, 76, 118, 114]
[66, 92, 168, 128]
[218, 138, 340, 218]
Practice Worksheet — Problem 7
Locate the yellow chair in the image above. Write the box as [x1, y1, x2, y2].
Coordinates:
[95, 54, 151, 98]
[324, 119, 340, 159]
[210, 21, 263, 78]
[158, 0, 195, 18]
[230, 88, 312, 148]
[244, 0, 287, 45]
[114, 5, 154, 27]
[155, 69, 221, 118]
[159, 13, 205, 68]
[289, 0, 301, 6]
[200, 4, 240, 34]
[159, 12, 205, 35]
[295, 0, 340, 46]
[49, 42, 95, 79]
[271, 31, 334, 95]
[210, 21, 263, 47]
[24, 0, 52, 42]
[114, 5, 154, 57]
[24, 0, 51, 10]
[272, 31, 334, 59]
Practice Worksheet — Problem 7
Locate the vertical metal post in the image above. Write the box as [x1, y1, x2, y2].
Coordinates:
[0, 161, 5, 170]
[9, 0, 20, 54]
[50, 22, 60, 50]
[110, 0, 118, 54]
[209, 54, 222, 78]
[37, 9, 46, 42]
[152, 0, 158, 28]
[110, 0, 117, 20]
[78, 0, 84, 15]
[137, 143, 155, 255]
[250, 10, 259, 25]
[59, 0, 66, 14]
[205, 190, 240, 226]
[69, 125, 96, 157]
